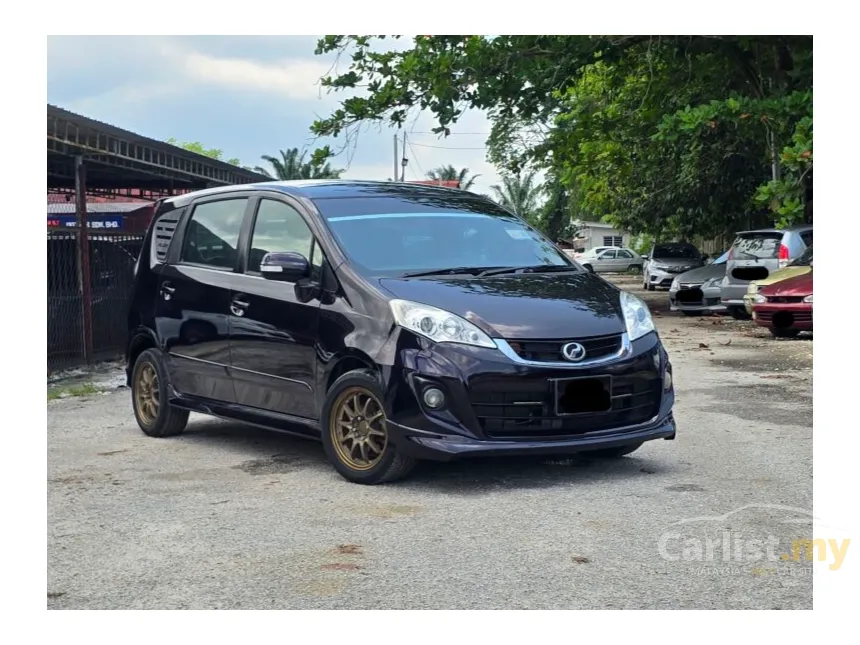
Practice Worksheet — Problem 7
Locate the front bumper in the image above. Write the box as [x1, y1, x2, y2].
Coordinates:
[753, 303, 813, 331]
[381, 331, 676, 461]
[646, 269, 679, 289]
[669, 284, 725, 313]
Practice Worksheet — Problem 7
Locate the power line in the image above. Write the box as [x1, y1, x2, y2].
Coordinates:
[406, 140, 426, 178]
[410, 142, 488, 151]
[408, 131, 490, 136]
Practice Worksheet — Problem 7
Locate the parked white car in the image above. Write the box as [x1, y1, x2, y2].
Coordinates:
[578, 247, 645, 274]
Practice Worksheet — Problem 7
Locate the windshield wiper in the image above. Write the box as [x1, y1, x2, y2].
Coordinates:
[477, 265, 578, 277]
[401, 266, 503, 278]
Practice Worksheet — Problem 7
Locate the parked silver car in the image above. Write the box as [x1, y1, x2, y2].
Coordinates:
[579, 247, 644, 273]
[642, 242, 706, 291]
[719, 225, 813, 319]
[668, 251, 729, 316]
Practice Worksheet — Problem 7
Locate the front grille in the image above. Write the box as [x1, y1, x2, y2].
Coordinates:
[768, 296, 804, 303]
[507, 333, 623, 363]
[676, 287, 704, 303]
[469, 371, 662, 439]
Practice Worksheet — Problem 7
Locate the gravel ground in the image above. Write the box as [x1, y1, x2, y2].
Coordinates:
[47, 275, 813, 609]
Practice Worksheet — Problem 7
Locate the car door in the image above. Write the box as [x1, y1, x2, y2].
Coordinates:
[593, 249, 616, 272]
[615, 249, 636, 272]
[154, 195, 250, 403]
[228, 196, 322, 419]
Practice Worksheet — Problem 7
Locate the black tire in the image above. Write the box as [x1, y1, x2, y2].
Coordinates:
[131, 348, 189, 437]
[321, 369, 416, 485]
[770, 327, 800, 338]
[729, 307, 751, 320]
[586, 442, 644, 458]
[627, 265, 642, 275]
[582, 264, 594, 273]
[647, 283, 656, 291]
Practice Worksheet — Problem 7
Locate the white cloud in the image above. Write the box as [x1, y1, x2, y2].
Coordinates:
[178, 50, 333, 100]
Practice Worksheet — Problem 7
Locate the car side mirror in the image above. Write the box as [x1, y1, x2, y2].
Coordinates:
[260, 251, 310, 282]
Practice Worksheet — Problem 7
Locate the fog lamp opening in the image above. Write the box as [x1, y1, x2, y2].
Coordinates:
[423, 387, 446, 409]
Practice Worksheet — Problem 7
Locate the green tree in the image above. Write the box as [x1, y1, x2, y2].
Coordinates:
[310, 36, 813, 233]
[489, 171, 542, 224]
[166, 138, 242, 166]
[425, 165, 481, 190]
[254, 147, 343, 180]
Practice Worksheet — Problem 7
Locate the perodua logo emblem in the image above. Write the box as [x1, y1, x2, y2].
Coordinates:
[561, 342, 587, 362]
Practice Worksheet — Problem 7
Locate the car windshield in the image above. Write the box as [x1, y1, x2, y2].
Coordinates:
[730, 232, 782, 260]
[652, 243, 700, 259]
[790, 246, 813, 267]
[712, 251, 729, 264]
[313, 195, 573, 277]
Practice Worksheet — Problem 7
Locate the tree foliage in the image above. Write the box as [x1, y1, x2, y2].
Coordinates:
[425, 165, 480, 190]
[167, 138, 242, 166]
[311, 36, 813, 237]
[489, 171, 542, 223]
[254, 147, 343, 180]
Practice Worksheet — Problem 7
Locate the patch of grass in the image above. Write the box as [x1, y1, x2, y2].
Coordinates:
[47, 382, 103, 401]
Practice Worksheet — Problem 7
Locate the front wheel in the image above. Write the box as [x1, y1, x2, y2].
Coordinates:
[321, 369, 416, 485]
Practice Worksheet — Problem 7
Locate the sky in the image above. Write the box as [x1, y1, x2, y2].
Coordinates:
[47, 36, 502, 195]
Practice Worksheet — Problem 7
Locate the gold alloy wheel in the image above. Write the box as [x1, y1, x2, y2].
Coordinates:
[135, 363, 160, 425]
[330, 387, 388, 471]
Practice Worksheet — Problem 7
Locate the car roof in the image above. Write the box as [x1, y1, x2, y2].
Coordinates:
[735, 224, 813, 235]
[161, 180, 480, 208]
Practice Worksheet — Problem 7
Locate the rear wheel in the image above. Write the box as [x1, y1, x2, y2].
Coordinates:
[131, 349, 189, 437]
[582, 264, 594, 273]
[587, 442, 644, 459]
[321, 370, 416, 485]
[627, 265, 642, 275]
[770, 327, 800, 338]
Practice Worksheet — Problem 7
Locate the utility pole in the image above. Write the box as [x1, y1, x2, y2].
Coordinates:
[393, 134, 399, 182]
[400, 132, 408, 182]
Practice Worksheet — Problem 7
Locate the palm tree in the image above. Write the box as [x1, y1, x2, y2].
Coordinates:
[425, 165, 481, 191]
[490, 171, 542, 223]
[254, 148, 343, 180]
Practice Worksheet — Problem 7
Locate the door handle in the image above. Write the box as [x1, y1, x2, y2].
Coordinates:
[230, 297, 249, 317]
[160, 282, 176, 300]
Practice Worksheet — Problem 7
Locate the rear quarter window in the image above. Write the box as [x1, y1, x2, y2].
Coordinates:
[151, 206, 185, 263]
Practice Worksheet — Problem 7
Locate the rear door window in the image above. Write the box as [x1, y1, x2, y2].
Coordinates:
[730, 233, 782, 260]
[180, 198, 248, 269]
[800, 230, 813, 247]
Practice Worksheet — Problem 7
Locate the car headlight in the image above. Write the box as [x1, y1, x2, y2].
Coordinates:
[701, 277, 718, 290]
[653, 265, 669, 272]
[389, 299, 497, 348]
[620, 291, 656, 341]
[803, 294, 812, 303]
[754, 294, 768, 304]
[671, 277, 680, 290]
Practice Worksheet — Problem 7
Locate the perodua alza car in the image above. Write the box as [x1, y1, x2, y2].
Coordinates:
[126, 181, 676, 484]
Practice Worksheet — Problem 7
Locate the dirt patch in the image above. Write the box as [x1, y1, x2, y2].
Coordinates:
[232, 454, 309, 475]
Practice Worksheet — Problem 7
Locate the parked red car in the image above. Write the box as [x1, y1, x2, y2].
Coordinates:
[752, 271, 813, 338]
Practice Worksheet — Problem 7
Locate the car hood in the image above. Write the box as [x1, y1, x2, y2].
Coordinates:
[751, 266, 811, 288]
[377, 272, 626, 339]
[675, 263, 727, 284]
[651, 257, 704, 269]
[761, 272, 813, 297]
